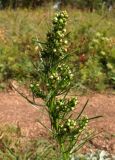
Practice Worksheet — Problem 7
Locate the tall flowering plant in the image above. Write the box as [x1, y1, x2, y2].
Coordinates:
[15, 11, 101, 160]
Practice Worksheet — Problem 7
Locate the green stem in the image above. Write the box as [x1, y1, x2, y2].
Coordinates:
[60, 143, 70, 160]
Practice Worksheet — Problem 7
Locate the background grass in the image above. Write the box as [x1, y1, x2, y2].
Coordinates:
[0, 7, 115, 91]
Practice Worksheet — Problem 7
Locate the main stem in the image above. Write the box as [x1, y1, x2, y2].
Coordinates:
[48, 96, 70, 160]
[60, 143, 70, 160]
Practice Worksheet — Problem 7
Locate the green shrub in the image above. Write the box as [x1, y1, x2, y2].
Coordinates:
[72, 24, 115, 91]
[14, 10, 101, 160]
[0, 43, 33, 85]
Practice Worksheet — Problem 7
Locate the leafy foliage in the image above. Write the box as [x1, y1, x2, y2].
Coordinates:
[72, 24, 115, 91]
[0, 9, 114, 91]
[17, 11, 101, 160]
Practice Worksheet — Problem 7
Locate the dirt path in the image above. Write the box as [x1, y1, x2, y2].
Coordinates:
[0, 91, 115, 153]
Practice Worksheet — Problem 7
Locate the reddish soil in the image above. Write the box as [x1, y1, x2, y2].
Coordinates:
[0, 91, 115, 153]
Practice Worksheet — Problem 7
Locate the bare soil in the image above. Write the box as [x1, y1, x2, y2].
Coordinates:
[0, 91, 115, 153]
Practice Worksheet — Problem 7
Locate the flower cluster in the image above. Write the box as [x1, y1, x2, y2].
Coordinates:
[55, 97, 78, 114]
[47, 63, 74, 90]
[59, 116, 89, 136]
[78, 116, 89, 131]
[30, 83, 45, 99]
[41, 11, 68, 60]
[29, 11, 73, 99]
[59, 119, 77, 134]
[66, 119, 77, 129]
[57, 64, 74, 80]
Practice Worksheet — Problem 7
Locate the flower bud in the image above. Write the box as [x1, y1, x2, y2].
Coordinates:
[59, 19, 63, 24]
[64, 48, 67, 52]
[60, 39, 63, 43]
[50, 75, 54, 79]
[63, 29, 66, 33]
[60, 13, 64, 18]
[36, 83, 39, 87]
[64, 40, 68, 45]
[64, 128, 67, 131]
[30, 84, 34, 88]
[53, 49, 57, 52]
[53, 17, 58, 23]
[61, 34, 64, 37]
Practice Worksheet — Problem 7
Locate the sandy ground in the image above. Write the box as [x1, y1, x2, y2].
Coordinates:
[0, 91, 115, 153]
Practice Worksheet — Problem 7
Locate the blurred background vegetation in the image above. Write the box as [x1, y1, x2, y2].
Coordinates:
[0, 0, 114, 10]
[0, 0, 115, 92]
